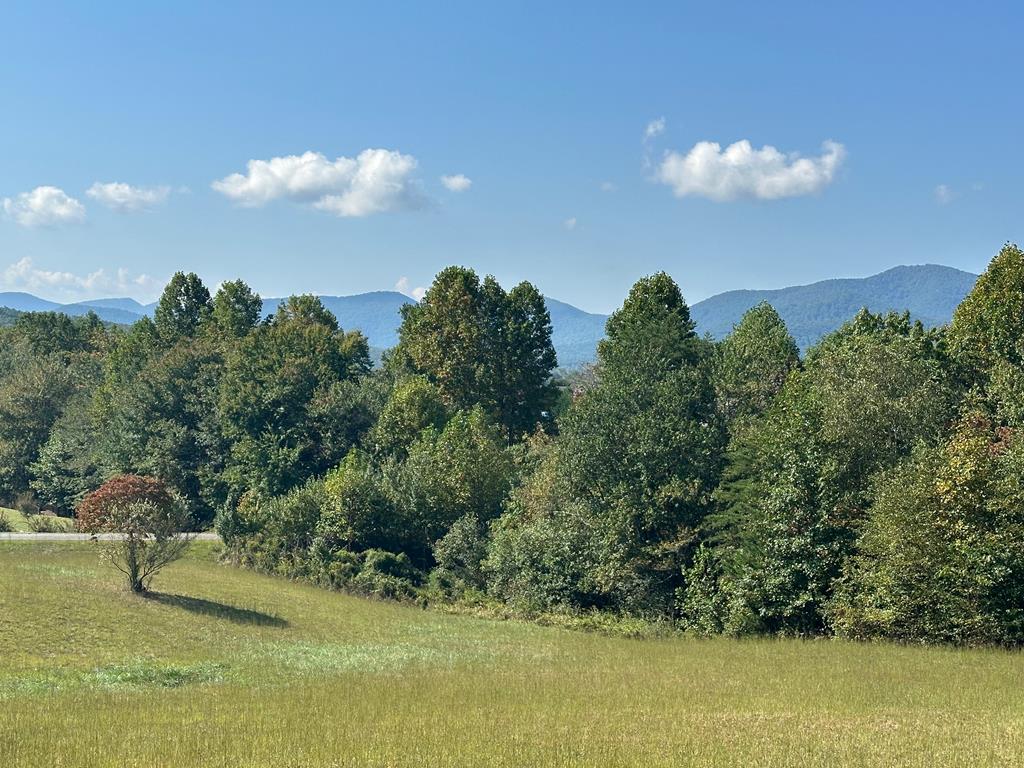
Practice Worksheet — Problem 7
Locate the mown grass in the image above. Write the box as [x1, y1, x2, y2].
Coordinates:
[0, 507, 74, 532]
[2, 543, 1023, 766]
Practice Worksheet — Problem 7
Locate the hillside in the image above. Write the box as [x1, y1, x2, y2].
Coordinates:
[690, 264, 978, 350]
[0, 264, 979, 363]
[2, 542, 1022, 767]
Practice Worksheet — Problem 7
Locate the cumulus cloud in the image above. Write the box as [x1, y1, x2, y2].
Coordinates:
[654, 139, 845, 202]
[563, 217, 578, 231]
[87, 182, 170, 212]
[212, 149, 426, 217]
[440, 174, 472, 192]
[1, 257, 159, 300]
[644, 117, 666, 141]
[934, 184, 954, 204]
[395, 276, 427, 301]
[2, 186, 86, 227]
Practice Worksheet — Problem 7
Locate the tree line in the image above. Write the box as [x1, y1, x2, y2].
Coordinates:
[2, 246, 1024, 644]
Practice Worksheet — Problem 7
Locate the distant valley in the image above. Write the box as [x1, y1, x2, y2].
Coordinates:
[0, 264, 979, 367]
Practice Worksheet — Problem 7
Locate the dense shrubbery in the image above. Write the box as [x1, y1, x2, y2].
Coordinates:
[5, 245, 1024, 644]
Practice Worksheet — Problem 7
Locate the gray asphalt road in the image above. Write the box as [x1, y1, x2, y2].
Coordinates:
[0, 532, 220, 542]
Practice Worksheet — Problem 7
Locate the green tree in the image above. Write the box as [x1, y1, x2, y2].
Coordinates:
[397, 267, 557, 439]
[397, 267, 484, 411]
[212, 279, 263, 338]
[478, 277, 558, 439]
[714, 302, 799, 428]
[707, 313, 954, 634]
[490, 273, 724, 614]
[93, 339, 227, 525]
[368, 375, 448, 459]
[154, 272, 212, 344]
[395, 406, 514, 564]
[29, 394, 103, 515]
[832, 415, 1024, 644]
[219, 295, 371, 496]
[949, 243, 1024, 373]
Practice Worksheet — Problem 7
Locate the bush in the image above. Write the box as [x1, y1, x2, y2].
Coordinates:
[351, 549, 422, 601]
[831, 416, 1024, 645]
[14, 491, 40, 515]
[26, 513, 63, 533]
[320, 451, 402, 553]
[77, 475, 192, 593]
[430, 513, 488, 599]
[215, 490, 265, 549]
[0, 510, 12, 532]
[76, 475, 175, 532]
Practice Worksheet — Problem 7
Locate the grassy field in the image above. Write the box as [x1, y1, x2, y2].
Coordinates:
[2, 543, 1023, 767]
[0, 507, 75, 532]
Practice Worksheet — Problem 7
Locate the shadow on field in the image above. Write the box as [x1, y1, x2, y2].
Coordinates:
[145, 592, 289, 627]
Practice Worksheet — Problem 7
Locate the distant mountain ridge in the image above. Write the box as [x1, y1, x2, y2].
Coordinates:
[689, 264, 978, 350]
[0, 264, 979, 366]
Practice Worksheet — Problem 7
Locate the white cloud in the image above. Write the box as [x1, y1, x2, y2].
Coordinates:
[440, 174, 472, 192]
[934, 184, 954, 204]
[395, 276, 427, 301]
[212, 148, 426, 217]
[1, 257, 159, 300]
[644, 117, 666, 141]
[599, 181, 617, 192]
[655, 139, 845, 202]
[2, 186, 86, 227]
[87, 182, 170, 212]
[563, 217, 578, 231]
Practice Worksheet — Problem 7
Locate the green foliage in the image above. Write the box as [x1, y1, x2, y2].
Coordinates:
[398, 406, 514, 546]
[714, 302, 799, 428]
[832, 416, 1024, 644]
[219, 295, 371, 496]
[211, 279, 263, 338]
[397, 267, 557, 439]
[705, 312, 955, 634]
[94, 339, 227, 525]
[0, 350, 82, 499]
[29, 394, 103, 515]
[154, 272, 213, 344]
[487, 274, 724, 615]
[950, 243, 1024, 372]
[367, 375, 447, 458]
[430, 513, 488, 597]
[319, 450, 400, 553]
[350, 549, 423, 601]
[485, 441, 603, 612]
[9, 251, 1024, 647]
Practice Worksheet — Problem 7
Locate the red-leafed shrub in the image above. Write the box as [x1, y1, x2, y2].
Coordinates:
[76, 474, 192, 593]
[76, 475, 176, 532]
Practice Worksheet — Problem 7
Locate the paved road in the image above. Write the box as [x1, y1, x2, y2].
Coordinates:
[0, 532, 220, 542]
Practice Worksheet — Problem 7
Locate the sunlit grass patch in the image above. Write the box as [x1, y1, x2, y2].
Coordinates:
[244, 640, 492, 675]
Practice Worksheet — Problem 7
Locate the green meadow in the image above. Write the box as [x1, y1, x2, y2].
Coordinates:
[2, 542, 1023, 767]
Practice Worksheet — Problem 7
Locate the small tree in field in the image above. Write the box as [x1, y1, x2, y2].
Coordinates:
[76, 475, 192, 593]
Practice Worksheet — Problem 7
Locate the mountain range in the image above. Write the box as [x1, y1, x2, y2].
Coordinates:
[0, 264, 979, 367]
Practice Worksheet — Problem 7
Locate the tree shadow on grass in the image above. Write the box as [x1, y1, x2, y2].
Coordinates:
[144, 592, 289, 627]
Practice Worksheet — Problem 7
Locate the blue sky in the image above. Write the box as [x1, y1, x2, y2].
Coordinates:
[1, 1, 1021, 313]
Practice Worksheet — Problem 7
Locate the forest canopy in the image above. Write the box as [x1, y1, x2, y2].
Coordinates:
[3, 244, 1024, 645]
